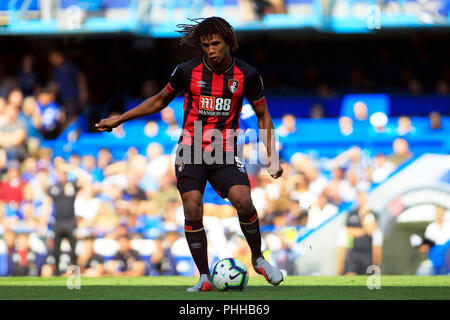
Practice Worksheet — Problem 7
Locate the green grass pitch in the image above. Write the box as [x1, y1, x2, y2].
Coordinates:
[0, 276, 449, 300]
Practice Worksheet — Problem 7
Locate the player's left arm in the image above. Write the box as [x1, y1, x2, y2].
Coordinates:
[246, 68, 282, 179]
[252, 100, 283, 179]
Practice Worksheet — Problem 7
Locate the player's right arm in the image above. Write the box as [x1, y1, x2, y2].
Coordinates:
[96, 63, 185, 132]
[95, 86, 178, 132]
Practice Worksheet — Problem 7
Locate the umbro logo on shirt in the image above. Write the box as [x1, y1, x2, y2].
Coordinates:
[197, 80, 206, 87]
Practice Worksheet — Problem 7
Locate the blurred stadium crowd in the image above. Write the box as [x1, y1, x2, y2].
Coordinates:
[0, 32, 449, 277]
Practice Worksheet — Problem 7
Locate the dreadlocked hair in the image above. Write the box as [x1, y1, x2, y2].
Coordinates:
[176, 17, 238, 52]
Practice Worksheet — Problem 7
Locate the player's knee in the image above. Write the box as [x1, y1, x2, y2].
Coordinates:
[232, 194, 253, 215]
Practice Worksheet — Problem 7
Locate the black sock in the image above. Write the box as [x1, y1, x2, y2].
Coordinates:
[238, 208, 262, 265]
[184, 219, 210, 275]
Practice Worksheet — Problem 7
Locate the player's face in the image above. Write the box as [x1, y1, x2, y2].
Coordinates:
[200, 34, 230, 67]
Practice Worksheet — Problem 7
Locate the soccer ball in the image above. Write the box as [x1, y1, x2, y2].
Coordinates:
[211, 258, 249, 291]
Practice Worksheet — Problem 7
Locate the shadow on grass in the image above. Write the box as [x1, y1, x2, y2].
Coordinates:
[0, 285, 449, 300]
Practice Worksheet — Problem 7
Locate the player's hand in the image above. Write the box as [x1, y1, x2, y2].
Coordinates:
[95, 115, 122, 132]
[267, 163, 283, 179]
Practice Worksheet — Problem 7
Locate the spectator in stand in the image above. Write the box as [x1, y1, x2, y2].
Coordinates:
[338, 169, 360, 203]
[306, 192, 338, 229]
[330, 146, 367, 180]
[371, 153, 395, 184]
[289, 173, 317, 210]
[0, 160, 27, 210]
[416, 206, 450, 275]
[68, 153, 81, 167]
[77, 236, 105, 277]
[389, 138, 413, 166]
[162, 198, 183, 233]
[276, 114, 298, 161]
[91, 201, 119, 237]
[124, 169, 147, 202]
[428, 111, 443, 131]
[80, 154, 103, 184]
[408, 78, 423, 95]
[329, 166, 344, 184]
[0, 104, 27, 161]
[338, 116, 354, 136]
[336, 191, 383, 275]
[16, 199, 39, 234]
[352, 101, 368, 122]
[28, 167, 51, 204]
[0, 97, 7, 126]
[285, 197, 308, 226]
[139, 80, 159, 99]
[422, 206, 450, 250]
[7, 89, 23, 111]
[0, 148, 6, 177]
[135, 199, 164, 238]
[102, 148, 146, 193]
[1, 196, 18, 234]
[395, 115, 416, 136]
[17, 54, 39, 97]
[105, 234, 145, 276]
[159, 106, 181, 143]
[143, 120, 160, 140]
[303, 164, 328, 196]
[2, 229, 16, 261]
[97, 148, 113, 174]
[20, 96, 42, 157]
[323, 166, 344, 206]
[276, 113, 297, 138]
[75, 181, 101, 230]
[250, 171, 272, 218]
[18, 182, 52, 236]
[368, 112, 391, 136]
[49, 50, 88, 120]
[152, 173, 179, 212]
[36, 87, 65, 140]
[148, 233, 179, 276]
[144, 142, 170, 188]
[39, 237, 57, 277]
[66, 153, 81, 182]
[436, 79, 449, 95]
[8, 232, 40, 276]
[310, 103, 325, 119]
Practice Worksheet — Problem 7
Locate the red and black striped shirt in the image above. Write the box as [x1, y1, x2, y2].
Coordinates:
[166, 56, 265, 152]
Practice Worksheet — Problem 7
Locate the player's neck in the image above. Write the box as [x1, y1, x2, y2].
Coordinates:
[205, 55, 233, 74]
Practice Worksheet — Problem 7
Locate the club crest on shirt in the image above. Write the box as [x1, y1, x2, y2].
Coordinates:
[228, 79, 239, 94]
[178, 161, 185, 172]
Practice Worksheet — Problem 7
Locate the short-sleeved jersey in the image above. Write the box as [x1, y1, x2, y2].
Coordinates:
[166, 56, 265, 153]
